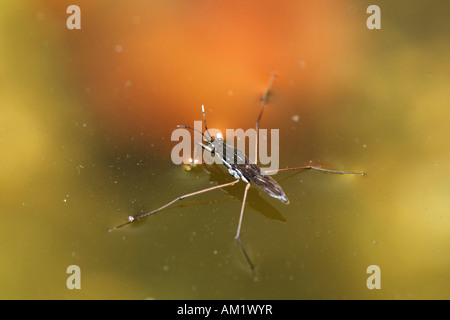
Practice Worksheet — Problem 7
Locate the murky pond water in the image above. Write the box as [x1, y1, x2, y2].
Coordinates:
[1, 0, 449, 299]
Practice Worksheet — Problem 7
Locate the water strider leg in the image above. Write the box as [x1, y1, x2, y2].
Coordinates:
[234, 182, 256, 278]
[264, 165, 365, 176]
[254, 72, 277, 165]
[109, 179, 240, 232]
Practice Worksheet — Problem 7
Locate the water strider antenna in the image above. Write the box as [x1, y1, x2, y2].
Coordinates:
[201, 105, 213, 140]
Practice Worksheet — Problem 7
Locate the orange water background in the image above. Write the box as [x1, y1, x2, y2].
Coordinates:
[28, 1, 359, 148]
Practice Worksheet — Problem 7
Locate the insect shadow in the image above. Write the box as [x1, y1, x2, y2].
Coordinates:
[201, 162, 286, 223]
[127, 164, 286, 226]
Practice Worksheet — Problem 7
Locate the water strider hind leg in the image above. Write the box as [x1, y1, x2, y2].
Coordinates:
[254, 72, 277, 165]
[264, 165, 365, 176]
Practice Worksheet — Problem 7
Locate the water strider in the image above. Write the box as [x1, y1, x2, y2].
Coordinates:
[109, 74, 364, 278]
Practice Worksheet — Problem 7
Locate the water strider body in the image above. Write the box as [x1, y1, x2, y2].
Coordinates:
[109, 74, 364, 278]
[202, 131, 289, 204]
